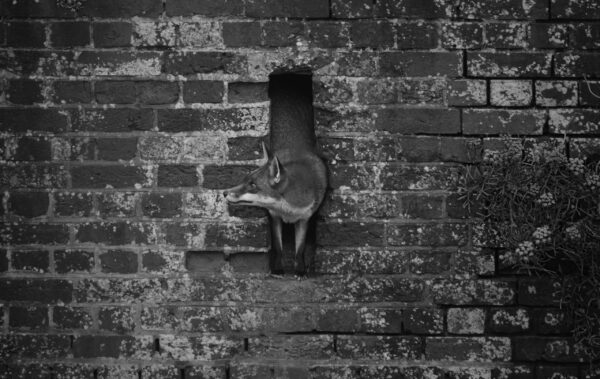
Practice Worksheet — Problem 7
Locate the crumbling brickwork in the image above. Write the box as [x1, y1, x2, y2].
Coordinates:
[1, 0, 599, 377]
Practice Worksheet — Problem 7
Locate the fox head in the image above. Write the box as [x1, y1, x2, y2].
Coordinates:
[223, 143, 285, 210]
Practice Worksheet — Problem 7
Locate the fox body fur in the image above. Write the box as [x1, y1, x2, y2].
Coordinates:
[224, 74, 327, 274]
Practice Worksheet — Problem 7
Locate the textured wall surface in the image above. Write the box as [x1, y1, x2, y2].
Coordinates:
[1, 0, 600, 377]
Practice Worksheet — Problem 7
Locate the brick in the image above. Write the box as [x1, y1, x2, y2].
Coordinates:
[222, 21, 262, 47]
[6, 21, 46, 47]
[75, 51, 161, 76]
[549, 109, 600, 134]
[551, 0, 600, 19]
[226, 136, 265, 160]
[381, 164, 463, 191]
[425, 337, 511, 361]
[409, 250, 451, 274]
[13, 137, 52, 161]
[448, 79, 487, 106]
[399, 78, 446, 105]
[186, 367, 227, 379]
[3, 0, 73, 18]
[183, 80, 224, 103]
[229, 252, 270, 273]
[1, 223, 70, 245]
[53, 364, 97, 379]
[245, 0, 329, 18]
[228, 82, 268, 103]
[141, 366, 180, 379]
[0, 335, 71, 359]
[93, 22, 132, 47]
[518, 278, 563, 306]
[395, 22, 438, 49]
[463, 109, 545, 135]
[530, 23, 570, 49]
[388, 223, 468, 247]
[71, 108, 154, 132]
[316, 221, 384, 247]
[141, 193, 182, 218]
[314, 77, 353, 105]
[488, 308, 531, 333]
[202, 165, 255, 189]
[76, 223, 155, 245]
[159, 335, 240, 360]
[320, 193, 401, 219]
[6, 50, 76, 76]
[53, 306, 93, 329]
[380, 52, 462, 77]
[579, 79, 600, 106]
[164, 51, 245, 75]
[158, 165, 199, 187]
[0, 108, 68, 133]
[356, 79, 398, 104]
[8, 79, 43, 104]
[96, 138, 137, 161]
[73, 335, 152, 358]
[490, 80, 533, 106]
[349, 20, 394, 48]
[0, 279, 72, 303]
[157, 107, 268, 133]
[95, 80, 179, 105]
[375, 108, 460, 134]
[9, 306, 48, 330]
[51, 22, 90, 47]
[572, 22, 600, 49]
[447, 308, 486, 334]
[401, 194, 444, 219]
[308, 21, 349, 48]
[99, 306, 135, 333]
[263, 21, 305, 47]
[537, 366, 579, 379]
[0, 250, 7, 272]
[78, 0, 163, 17]
[331, 0, 374, 18]
[403, 308, 444, 334]
[375, 0, 454, 18]
[467, 52, 552, 77]
[53, 80, 92, 103]
[513, 337, 582, 362]
[11, 250, 50, 272]
[485, 22, 529, 49]
[459, 0, 548, 19]
[441, 22, 483, 49]
[55, 250, 95, 273]
[205, 223, 269, 248]
[555, 53, 600, 77]
[249, 335, 334, 359]
[535, 80, 578, 107]
[167, 0, 244, 16]
[432, 279, 516, 305]
[533, 309, 573, 334]
[338, 336, 422, 360]
[71, 165, 149, 189]
[54, 192, 93, 217]
[9, 191, 49, 217]
[334, 51, 378, 77]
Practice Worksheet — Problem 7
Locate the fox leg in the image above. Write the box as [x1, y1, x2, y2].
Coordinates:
[294, 219, 309, 274]
[271, 216, 284, 273]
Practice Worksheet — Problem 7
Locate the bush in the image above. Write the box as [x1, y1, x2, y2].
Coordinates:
[461, 138, 600, 360]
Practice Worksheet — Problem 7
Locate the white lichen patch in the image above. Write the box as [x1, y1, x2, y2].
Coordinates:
[535, 80, 578, 106]
[359, 307, 390, 330]
[178, 19, 223, 48]
[132, 18, 177, 47]
[183, 191, 227, 219]
[490, 80, 532, 106]
[229, 308, 260, 331]
[448, 308, 485, 334]
[492, 309, 530, 330]
[51, 137, 71, 161]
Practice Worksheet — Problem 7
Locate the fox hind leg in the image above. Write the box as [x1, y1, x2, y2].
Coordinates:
[294, 219, 309, 275]
[270, 216, 284, 274]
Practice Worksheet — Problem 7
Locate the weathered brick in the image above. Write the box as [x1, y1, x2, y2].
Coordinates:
[95, 80, 179, 105]
[93, 22, 132, 47]
[164, 51, 245, 75]
[249, 335, 334, 359]
[183, 81, 225, 103]
[6, 21, 46, 47]
[0, 335, 71, 359]
[5, 50, 77, 76]
[441, 22, 483, 49]
[11, 250, 49, 272]
[535, 80, 578, 107]
[158, 165, 199, 187]
[55, 250, 95, 273]
[73, 335, 152, 358]
[549, 109, 600, 134]
[518, 278, 563, 306]
[8, 79, 43, 104]
[245, 0, 329, 18]
[488, 308, 531, 333]
[167, 0, 244, 16]
[555, 53, 600, 77]
[380, 52, 463, 77]
[99, 306, 135, 333]
[13, 137, 52, 161]
[159, 335, 240, 360]
[0, 108, 68, 133]
[425, 337, 511, 362]
[53, 80, 92, 103]
[409, 250, 451, 274]
[551, 0, 600, 19]
[263, 21, 305, 47]
[71, 165, 149, 188]
[222, 21, 262, 47]
[350, 20, 394, 48]
[463, 109, 545, 135]
[530, 23, 570, 49]
[75, 51, 162, 76]
[77, 0, 162, 17]
[53, 306, 93, 329]
[459, 0, 548, 19]
[320, 193, 401, 219]
[308, 21, 349, 48]
[467, 52, 552, 77]
[141, 193, 182, 218]
[432, 279, 516, 305]
[580, 79, 600, 106]
[485, 22, 529, 49]
[447, 308, 486, 334]
[375, 108, 460, 134]
[9, 191, 49, 217]
[513, 337, 582, 362]
[98, 192, 138, 217]
[490, 80, 533, 106]
[71, 108, 154, 132]
[388, 223, 468, 247]
[338, 336, 422, 360]
[228, 82, 269, 103]
[202, 165, 255, 189]
[381, 164, 463, 191]
[99, 250, 138, 273]
[0, 279, 72, 303]
[316, 221, 384, 247]
[51, 21, 90, 47]
[9, 306, 48, 330]
[356, 79, 398, 104]
[77, 222, 156, 245]
[399, 78, 446, 105]
[157, 107, 268, 133]
[396, 22, 438, 49]
[1, 223, 70, 245]
[205, 222, 268, 248]
[448, 79, 487, 106]
[403, 308, 444, 334]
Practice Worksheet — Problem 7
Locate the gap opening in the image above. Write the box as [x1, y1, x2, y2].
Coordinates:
[268, 70, 319, 275]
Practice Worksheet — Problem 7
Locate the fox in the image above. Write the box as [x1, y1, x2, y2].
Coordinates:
[223, 73, 327, 275]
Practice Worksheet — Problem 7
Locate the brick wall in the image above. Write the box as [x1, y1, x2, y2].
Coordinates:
[1, 0, 599, 377]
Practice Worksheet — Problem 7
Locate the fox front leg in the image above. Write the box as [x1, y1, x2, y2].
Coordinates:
[294, 219, 309, 275]
[271, 215, 284, 273]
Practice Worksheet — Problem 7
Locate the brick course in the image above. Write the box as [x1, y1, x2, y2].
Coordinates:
[0, 0, 597, 376]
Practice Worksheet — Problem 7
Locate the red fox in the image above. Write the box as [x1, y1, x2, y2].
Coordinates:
[224, 73, 327, 274]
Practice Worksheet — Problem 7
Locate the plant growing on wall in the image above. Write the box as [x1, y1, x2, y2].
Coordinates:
[461, 138, 600, 361]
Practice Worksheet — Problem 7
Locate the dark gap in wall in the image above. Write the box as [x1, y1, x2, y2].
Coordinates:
[268, 71, 318, 275]
[138, 369, 142, 379]
[243, 337, 249, 351]
[154, 337, 160, 352]
[93, 369, 99, 379]
[333, 334, 338, 353]
[70, 335, 74, 349]
[225, 366, 231, 379]
[180, 368, 185, 379]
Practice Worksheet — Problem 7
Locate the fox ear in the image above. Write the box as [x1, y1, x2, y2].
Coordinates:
[261, 141, 271, 162]
[269, 155, 281, 184]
